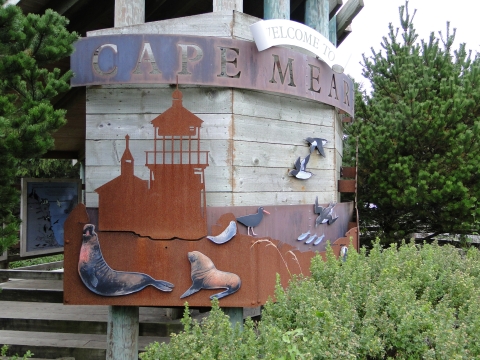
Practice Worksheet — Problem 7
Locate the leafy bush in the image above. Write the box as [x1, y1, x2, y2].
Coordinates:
[141, 242, 480, 359]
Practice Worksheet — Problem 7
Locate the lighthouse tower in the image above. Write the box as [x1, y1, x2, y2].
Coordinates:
[145, 88, 209, 239]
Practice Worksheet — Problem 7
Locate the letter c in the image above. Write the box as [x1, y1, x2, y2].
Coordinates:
[92, 44, 118, 76]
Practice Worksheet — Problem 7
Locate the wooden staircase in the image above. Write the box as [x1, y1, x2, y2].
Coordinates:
[0, 266, 192, 360]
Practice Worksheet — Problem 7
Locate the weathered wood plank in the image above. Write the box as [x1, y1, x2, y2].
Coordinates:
[336, 0, 363, 37]
[86, 114, 232, 140]
[115, 0, 144, 28]
[329, 0, 343, 18]
[232, 12, 259, 41]
[85, 165, 233, 193]
[213, 0, 243, 12]
[233, 167, 336, 193]
[264, 0, 290, 20]
[88, 12, 236, 38]
[233, 141, 335, 169]
[106, 306, 139, 360]
[87, 87, 233, 115]
[86, 138, 335, 169]
[233, 115, 335, 144]
[85, 139, 232, 167]
[233, 89, 335, 125]
[0, 270, 63, 281]
[305, 0, 330, 37]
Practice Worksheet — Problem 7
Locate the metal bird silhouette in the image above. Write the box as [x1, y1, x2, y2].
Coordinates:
[305, 137, 327, 157]
[289, 154, 312, 180]
[314, 197, 338, 226]
[236, 207, 270, 236]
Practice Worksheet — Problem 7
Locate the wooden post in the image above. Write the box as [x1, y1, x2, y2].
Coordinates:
[106, 306, 139, 360]
[213, 0, 243, 12]
[222, 307, 243, 330]
[329, 15, 337, 46]
[305, 0, 330, 38]
[264, 0, 289, 20]
[115, 0, 145, 28]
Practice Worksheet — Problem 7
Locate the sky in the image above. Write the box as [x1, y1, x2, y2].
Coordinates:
[337, 0, 480, 89]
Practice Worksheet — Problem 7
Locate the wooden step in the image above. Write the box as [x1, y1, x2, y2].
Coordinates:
[0, 280, 63, 303]
[0, 330, 169, 360]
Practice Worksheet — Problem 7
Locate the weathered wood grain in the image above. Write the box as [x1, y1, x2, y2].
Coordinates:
[86, 189, 336, 208]
[233, 167, 336, 193]
[86, 114, 233, 140]
[336, 0, 364, 37]
[114, 0, 144, 28]
[233, 89, 335, 125]
[88, 12, 236, 38]
[233, 141, 335, 169]
[87, 87, 233, 115]
[85, 139, 232, 166]
[233, 114, 334, 143]
[0, 270, 63, 281]
[264, 0, 290, 20]
[213, 0, 243, 12]
[86, 138, 335, 169]
[305, 0, 330, 37]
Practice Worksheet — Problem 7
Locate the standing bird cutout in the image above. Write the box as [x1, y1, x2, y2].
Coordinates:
[314, 197, 338, 226]
[289, 154, 312, 180]
[236, 207, 270, 236]
[78, 224, 174, 296]
[305, 137, 328, 157]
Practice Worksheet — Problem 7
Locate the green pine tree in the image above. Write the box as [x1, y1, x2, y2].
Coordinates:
[345, 1, 480, 244]
[0, 1, 78, 252]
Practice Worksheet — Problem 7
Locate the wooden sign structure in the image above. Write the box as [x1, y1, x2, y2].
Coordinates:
[65, 0, 360, 311]
[64, 87, 358, 307]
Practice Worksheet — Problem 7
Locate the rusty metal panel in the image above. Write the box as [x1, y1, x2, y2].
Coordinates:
[64, 202, 357, 307]
[94, 89, 208, 240]
[341, 166, 356, 178]
[338, 179, 356, 193]
[71, 34, 354, 114]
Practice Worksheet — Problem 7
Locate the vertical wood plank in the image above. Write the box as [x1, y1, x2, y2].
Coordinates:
[115, 0, 145, 27]
[213, 0, 243, 12]
[222, 307, 244, 329]
[264, 0, 290, 20]
[106, 306, 139, 360]
[305, 0, 329, 38]
[329, 15, 337, 46]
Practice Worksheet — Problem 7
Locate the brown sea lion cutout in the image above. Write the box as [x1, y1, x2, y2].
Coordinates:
[180, 251, 241, 300]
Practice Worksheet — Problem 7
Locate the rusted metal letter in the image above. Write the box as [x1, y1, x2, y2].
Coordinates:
[308, 63, 321, 93]
[92, 44, 118, 77]
[178, 44, 203, 75]
[132, 42, 161, 75]
[217, 47, 241, 79]
[269, 54, 296, 87]
[328, 73, 338, 99]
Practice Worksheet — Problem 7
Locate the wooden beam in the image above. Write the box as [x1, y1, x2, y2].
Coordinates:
[264, 0, 289, 20]
[329, 0, 343, 19]
[115, 0, 145, 27]
[305, 0, 329, 37]
[213, 0, 243, 12]
[336, 0, 363, 37]
[106, 306, 139, 360]
[337, 24, 352, 45]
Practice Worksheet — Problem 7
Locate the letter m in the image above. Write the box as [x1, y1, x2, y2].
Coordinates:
[269, 55, 296, 87]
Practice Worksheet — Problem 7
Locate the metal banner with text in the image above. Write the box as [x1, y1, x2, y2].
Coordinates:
[70, 34, 354, 114]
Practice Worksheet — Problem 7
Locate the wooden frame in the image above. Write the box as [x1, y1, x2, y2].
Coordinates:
[20, 178, 82, 257]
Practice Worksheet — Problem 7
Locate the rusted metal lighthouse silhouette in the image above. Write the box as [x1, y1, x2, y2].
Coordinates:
[95, 89, 209, 240]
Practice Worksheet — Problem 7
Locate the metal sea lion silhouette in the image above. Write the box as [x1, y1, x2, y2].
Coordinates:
[78, 224, 174, 296]
[180, 251, 241, 300]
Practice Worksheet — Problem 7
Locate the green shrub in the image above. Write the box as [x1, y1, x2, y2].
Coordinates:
[141, 242, 480, 359]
